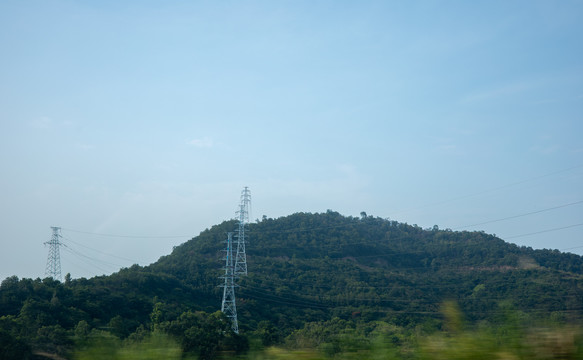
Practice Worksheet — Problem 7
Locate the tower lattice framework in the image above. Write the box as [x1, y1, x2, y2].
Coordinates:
[234, 186, 251, 276]
[220, 232, 239, 333]
[45, 226, 62, 281]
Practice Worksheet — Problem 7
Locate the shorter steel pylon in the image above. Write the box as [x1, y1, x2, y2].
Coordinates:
[44, 226, 62, 281]
[235, 187, 251, 276]
[220, 232, 239, 333]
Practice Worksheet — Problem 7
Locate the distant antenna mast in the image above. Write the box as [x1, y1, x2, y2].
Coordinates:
[220, 232, 239, 333]
[44, 226, 62, 281]
[234, 187, 251, 276]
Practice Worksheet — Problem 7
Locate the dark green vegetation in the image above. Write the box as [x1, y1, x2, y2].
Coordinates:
[1, 211, 583, 359]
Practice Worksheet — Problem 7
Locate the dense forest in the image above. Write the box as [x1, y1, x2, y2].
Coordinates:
[1, 211, 583, 359]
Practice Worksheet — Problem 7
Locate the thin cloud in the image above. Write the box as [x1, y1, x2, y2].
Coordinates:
[530, 144, 559, 155]
[29, 116, 53, 129]
[29, 117, 75, 129]
[76, 143, 95, 151]
[437, 144, 457, 151]
[188, 137, 214, 148]
[461, 81, 534, 104]
[431, 136, 459, 153]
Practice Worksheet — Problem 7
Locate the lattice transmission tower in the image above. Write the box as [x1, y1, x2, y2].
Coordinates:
[220, 232, 239, 333]
[234, 186, 251, 276]
[44, 226, 63, 281]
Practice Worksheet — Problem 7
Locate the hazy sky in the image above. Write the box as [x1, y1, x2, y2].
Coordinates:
[1, 1, 582, 281]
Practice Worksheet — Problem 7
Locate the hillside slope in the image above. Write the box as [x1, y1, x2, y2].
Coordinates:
[1, 211, 582, 356]
[151, 211, 583, 331]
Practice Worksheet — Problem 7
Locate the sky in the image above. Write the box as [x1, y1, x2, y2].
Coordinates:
[1, 1, 582, 281]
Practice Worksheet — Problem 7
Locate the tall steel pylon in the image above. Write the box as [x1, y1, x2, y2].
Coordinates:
[234, 187, 251, 276]
[220, 232, 239, 333]
[44, 226, 62, 281]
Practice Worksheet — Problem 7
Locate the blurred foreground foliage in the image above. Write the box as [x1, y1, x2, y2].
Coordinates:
[69, 303, 583, 360]
[1, 290, 582, 359]
[74, 331, 183, 360]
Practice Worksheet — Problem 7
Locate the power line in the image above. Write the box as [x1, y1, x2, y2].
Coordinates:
[60, 227, 191, 239]
[61, 243, 124, 269]
[392, 163, 583, 216]
[240, 282, 449, 303]
[61, 246, 115, 274]
[505, 223, 583, 240]
[60, 256, 96, 277]
[239, 284, 583, 316]
[244, 275, 583, 301]
[452, 200, 583, 230]
[61, 235, 140, 263]
[243, 264, 583, 293]
[239, 285, 333, 310]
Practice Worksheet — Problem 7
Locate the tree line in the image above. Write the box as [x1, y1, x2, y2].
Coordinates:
[1, 211, 582, 358]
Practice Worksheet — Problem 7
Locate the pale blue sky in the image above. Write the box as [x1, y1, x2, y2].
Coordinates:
[1, 1, 582, 280]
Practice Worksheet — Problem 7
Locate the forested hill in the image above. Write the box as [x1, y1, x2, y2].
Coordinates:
[1, 211, 583, 358]
[152, 211, 583, 329]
